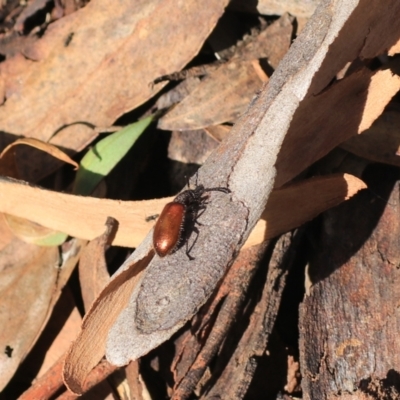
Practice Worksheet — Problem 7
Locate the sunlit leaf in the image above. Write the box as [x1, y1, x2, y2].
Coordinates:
[73, 117, 153, 196]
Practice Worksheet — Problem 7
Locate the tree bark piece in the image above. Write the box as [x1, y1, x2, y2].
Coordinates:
[171, 243, 269, 400]
[204, 230, 303, 399]
[19, 355, 66, 400]
[300, 164, 400, 399]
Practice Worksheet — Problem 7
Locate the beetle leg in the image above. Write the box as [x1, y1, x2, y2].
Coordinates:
[186, 225, 199, 260]
[195, 205, 207, 223]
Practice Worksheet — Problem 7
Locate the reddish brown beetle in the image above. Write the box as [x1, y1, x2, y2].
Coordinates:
[153, 183, 231, 260]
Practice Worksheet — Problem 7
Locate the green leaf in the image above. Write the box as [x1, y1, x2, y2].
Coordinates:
[73, 116, 153, 196]
[33, 232, 69, 247]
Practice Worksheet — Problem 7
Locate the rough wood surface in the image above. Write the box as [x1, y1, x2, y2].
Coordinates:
[300, 164, 400, 399]
[204, 231, 303, 399]
[171, 242, 270, 400]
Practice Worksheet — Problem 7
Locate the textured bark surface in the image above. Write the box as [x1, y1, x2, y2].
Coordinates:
[300, 164, 400, 399]
[205, 231, 303, 400]
[171, 243, 270, 400]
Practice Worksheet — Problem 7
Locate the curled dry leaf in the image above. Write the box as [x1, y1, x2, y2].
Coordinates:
[0, 174, 364, 251]
[245, 173, 367, 248]
[0, 137, 79, 170]
[0, 177, 173, 247]
[3, 214, 60, 245]
[62, 359, 117, 400]
[64, 250, 153, 395]
[0, 137, 78, 244]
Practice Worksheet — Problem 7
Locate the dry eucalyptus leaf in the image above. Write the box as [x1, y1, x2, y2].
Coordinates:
[389, 37, 400, 56]
[64, 251, 152, 395]
[0, 0, 228, 179]
[275, 67, 400, 188]
[0, 177, 174, 248]
[0, 241, 59, 390]
[159, 14, 293, 131]
[3, 214, 59, 244]
[0, 173, 363, 252]
[0, 237, 83, 390]
[245, 173, 366, 248]
[158, 59, 264, 131]
[155, 76, 202, 111]
[0, 137, 78, 243]
[341, 110, 400, 167]
[0, 213, 16, 249]
[0, 137, 79, 170]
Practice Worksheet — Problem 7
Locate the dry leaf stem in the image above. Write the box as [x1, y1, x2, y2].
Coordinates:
[18, 353, 117, 399]
[18, 354, 65, 400]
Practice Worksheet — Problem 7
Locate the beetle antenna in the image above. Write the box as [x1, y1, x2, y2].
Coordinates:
[206, 187, 231, 194]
